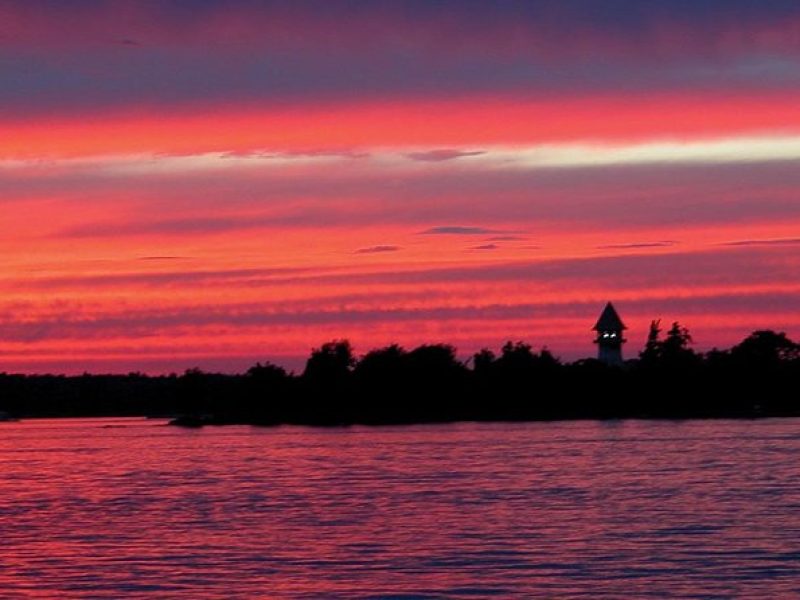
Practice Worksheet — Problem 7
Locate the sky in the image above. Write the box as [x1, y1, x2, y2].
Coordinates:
[1, 0, 799, 374]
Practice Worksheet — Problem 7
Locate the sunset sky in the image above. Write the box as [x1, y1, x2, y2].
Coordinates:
[1, 0, 799, 374]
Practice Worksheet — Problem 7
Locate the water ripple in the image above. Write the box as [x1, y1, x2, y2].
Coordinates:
[1, 418, 799, 598]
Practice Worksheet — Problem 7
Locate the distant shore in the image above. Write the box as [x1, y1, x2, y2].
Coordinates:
[1, 329, 797, 427]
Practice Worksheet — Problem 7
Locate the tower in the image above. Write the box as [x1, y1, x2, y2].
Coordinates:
[593, 302, 626, 366]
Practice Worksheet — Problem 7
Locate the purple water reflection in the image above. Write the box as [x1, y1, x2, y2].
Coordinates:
[1, 418, 799, 598]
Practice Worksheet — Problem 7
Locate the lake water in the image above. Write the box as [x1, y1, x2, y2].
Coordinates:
[1, 418, 799, 598]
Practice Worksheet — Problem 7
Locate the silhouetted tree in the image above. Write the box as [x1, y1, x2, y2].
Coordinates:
[536, 347, 560, 370]
[663, 321, 692, 352]
[353, 344, 407, 393]
[355, 344, 406, 379]
[639, 319, 662, 364]
[472, 348, 496, 376]
[303, 340, 354, 383]
[299, 340, 356, 423]
[497, 341, 536, 372]
[731, 330, 799, 366]
[659, 321, 699, 369]
[247, 361, 288, 380]
[637, 320, 698, 371]
[406, 344, 464, 377]
[350, 345, 408, 421]
[239, 362, 291, 422]
[406, 344, 468, 419]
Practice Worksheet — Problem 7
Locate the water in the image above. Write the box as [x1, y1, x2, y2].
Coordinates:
[1, 418, 799, 599]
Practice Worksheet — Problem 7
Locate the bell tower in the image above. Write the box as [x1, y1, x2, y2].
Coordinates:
[593, 302, 626, 366]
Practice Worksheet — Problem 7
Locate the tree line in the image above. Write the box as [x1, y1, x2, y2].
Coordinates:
[0, 325, 797, 424]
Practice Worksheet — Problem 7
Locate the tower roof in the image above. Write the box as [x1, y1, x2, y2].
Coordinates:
[592, 302, 626, 331]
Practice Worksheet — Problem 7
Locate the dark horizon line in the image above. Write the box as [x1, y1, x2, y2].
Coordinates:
[0, 326, 797, 426]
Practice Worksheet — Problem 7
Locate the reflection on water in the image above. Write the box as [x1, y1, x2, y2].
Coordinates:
[1, 418, 799, 598]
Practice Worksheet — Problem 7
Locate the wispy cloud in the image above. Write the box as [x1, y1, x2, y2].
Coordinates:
[59, 216, 255, 237]
[487, 235, 528, 242]
[354, 245, 400, 254]
[222, 148, 369, 160]
[458, 137, 800, 170]
[596, 240, 679, 250]
[12, 245, 798, 293]
[720, 237, 800, 247]
[406, 149, 486, 162]
[137, 255, 190, 261]
[470, 244, 499, 251]
[420, 226, 503, 235]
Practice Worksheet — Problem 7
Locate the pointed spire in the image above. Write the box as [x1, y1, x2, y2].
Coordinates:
[592, 302, 626, 331]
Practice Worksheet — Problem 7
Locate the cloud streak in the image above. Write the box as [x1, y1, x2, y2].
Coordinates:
[420, 226, 505, 235]
[1, 289, 797, 345]
[720, 237, 800, 247]
[7, 246, 798, 293]
[354, 245, 400, 254]
[597, 241, 679, 250]
[406, 149, 486, 162]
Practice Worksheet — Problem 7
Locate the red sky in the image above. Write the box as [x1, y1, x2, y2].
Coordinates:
[1, 1, 799, 373]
